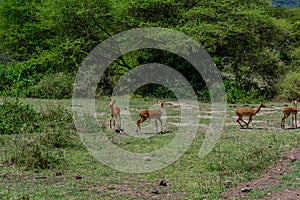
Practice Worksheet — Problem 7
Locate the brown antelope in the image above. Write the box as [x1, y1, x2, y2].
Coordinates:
[136, 102, 164, 133]
[281, 100, 298, 129]
[235, 102, 266, 129]
[109, 99, 121, 130]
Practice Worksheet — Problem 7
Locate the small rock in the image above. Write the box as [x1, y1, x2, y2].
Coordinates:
[115, 128, 123, 133]
[290, 155, 297, 162]
[241, 186, 252, 193]
[55, 171, 62, 176]
[145, 157, 151, 161]
[224, 180, 232, 188]
[75, 175, 82, 180]
[159, 180, 167, 186]
[151, 187, 159, 194]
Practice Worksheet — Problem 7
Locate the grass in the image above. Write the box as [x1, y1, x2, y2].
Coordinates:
[0, 97, 300, 199]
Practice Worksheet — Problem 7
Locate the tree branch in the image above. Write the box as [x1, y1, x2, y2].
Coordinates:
[89, 12, 133, 70]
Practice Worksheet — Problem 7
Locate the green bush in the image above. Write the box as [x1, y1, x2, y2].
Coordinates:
[0, 62, 44, 97]
[39, 106, 78, 148]
[225, 79, 265, 104]
[5, 142, 65, 169]
[276, 71, 300, 101]
[28, 72, 74, 99]
[1, 103, 77, 169]
[39, 105, 74, 127]
[0, 100, 40, 134]
[0, 65, 17, 95]
[40, 128, 76, 148]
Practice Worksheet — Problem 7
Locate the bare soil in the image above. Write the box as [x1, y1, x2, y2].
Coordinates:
[222, 148, 300, 200]
[91, 178, 183, 199]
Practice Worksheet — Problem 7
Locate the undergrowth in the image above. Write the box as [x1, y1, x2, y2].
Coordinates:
[0, 100, 40, 134]
[0, 100, 79, 169]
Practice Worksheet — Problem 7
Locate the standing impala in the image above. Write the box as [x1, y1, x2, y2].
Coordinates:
[281, 100, 298, 129]
[136, 102, 164, 133]
[235, 102, 266, 129]
[109, 99, 121, 130]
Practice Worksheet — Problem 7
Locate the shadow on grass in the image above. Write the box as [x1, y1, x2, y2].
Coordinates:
[142, 129, 171, 135]
[284, 127, 300, 131]
[239, 127, 269, 131]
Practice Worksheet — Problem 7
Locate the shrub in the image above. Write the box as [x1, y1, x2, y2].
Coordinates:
[276, 71, 300, 101]
[0, 65, 17, 95]
[40, 128, 77, 148]
[1, 103, 76, 169]
[0, 100, 40, 134]
[225, 79, 265, 104]
[0, 62, 45, 97]
[39, 106, 78, 148]
[28, 72, 74, 99]
[39, 105, 74, 127]
[5, 141, 65, 169]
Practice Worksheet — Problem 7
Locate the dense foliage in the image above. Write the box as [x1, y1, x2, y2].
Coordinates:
[0, 0, 299, 102]
[0, 100, 39, 134]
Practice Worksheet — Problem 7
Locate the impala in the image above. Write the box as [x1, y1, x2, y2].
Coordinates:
[136, 102, 164, 133]
[236, 102, 266, 129]
[109, 99, 121, 130]
[281, 100, 298, 129]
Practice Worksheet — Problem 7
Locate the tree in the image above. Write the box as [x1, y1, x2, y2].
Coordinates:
[124, 0, 295, 98]
[178, 0, 293, 96]
[0, 0, 46, 61]
[0, 0, 298, 100]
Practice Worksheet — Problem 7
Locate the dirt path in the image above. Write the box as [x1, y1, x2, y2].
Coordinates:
[222, 148, 300, 199]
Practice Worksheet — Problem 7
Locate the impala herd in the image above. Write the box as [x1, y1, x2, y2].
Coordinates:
[108, 98, 298, 133]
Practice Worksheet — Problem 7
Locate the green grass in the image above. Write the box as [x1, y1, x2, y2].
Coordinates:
[0, 98, 299, 199]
